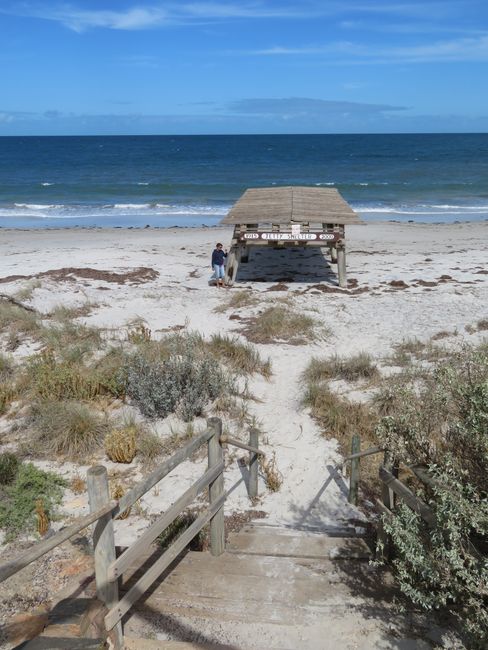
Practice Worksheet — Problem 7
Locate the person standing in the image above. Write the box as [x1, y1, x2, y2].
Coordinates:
[211, 242, 227, 287]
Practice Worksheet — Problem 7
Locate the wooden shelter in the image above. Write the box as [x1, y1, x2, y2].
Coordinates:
[221, 186, 362, 287]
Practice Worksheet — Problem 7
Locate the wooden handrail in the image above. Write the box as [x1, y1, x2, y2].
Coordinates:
[116, 427, 214, 514]
[342, 445, 383, 463]
[220, 434, 265, 456]
[107, 461, 225, 581]
[0, 500, 117, 584]
[104, 489, 228, 631]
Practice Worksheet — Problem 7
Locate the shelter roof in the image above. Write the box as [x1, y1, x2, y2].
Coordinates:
[222, 186, 361, 225]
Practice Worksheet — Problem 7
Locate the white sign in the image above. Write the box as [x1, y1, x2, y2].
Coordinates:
[291, 224, 301, 236]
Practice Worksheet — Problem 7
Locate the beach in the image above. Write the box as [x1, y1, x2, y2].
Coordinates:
[0, 220, 487, 647]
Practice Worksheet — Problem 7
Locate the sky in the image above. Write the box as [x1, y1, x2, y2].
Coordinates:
[1, 1, 488, 135]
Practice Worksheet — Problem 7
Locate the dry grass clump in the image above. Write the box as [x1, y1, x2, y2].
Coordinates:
[304, 352, 379, 384]
[207, 334, 271, 378]
[213, 291, 259, 314]
[24, 348, 106, 401]
[0, 353, 13, 380]
[241, 306, 320, 345]
[70, 474, 86, 494]
[260, 452, 283, 492]
[127, 322, 152, 344]
[27, 400, 109, 460]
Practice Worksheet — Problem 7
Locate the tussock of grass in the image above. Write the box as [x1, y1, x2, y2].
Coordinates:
[213, 291, 259, 313]
[304, 352, 379, 384]
[390, 337, 449, 366]
[14, 279, 42, 302]
[92, 346, 129, 398]
[303, 383, 376, 442]
[41, 321, 102, 360]
[207, 334, 271, 378]
[0, 300, 41, 349]
[241, 306, 320, 345]
[0, 353, 14, 380]
[477, 318, 488, 331]
[50, 302, 98, 321]
[28, 400, 109, 460]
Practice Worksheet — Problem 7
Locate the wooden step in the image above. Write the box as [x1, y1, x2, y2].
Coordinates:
[20, 638, 104, 649]
[226, 530, 371, 560]
[124, 640, 259, 650]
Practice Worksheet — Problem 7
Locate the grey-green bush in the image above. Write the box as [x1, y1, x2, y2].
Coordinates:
[124, 345, 232, 421]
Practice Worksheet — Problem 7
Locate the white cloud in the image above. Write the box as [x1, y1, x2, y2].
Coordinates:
[253, 33, 488, 63]
[1, 2, 317, 32]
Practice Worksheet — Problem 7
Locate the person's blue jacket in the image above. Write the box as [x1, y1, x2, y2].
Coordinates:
[212, 249, 227, 266]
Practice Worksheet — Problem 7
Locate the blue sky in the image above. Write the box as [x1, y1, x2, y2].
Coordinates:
[1, 1, 487, 134]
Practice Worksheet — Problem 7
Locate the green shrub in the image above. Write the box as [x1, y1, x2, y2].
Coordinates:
[375, 344, 488, 647]
[28, 400, 109, 460]
[0, 452, 20, 485]
[0, 462, 66, 540]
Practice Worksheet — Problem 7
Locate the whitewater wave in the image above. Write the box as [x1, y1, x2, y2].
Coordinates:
[41, 182, 54, 186]
[0, 201, 230, 222]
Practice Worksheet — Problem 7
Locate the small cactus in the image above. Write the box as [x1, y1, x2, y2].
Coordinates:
[105, 428, 136, 463]
[35, 499, 49, 536]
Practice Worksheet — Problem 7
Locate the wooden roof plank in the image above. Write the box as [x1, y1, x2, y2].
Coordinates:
[222, 186, 361, 225]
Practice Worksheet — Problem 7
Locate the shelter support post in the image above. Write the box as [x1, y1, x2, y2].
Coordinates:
[337, 239, 347, 288]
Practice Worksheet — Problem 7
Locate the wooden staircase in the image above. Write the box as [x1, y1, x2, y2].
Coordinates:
[122, 522, 415, 650]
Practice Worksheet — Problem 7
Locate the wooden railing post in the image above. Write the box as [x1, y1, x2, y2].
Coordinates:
[348, 434, 360, 506]
[377, 451, 396, 561]
[249, 428, 259, 499]
[207, 418, 225, 556]
[87, 465, 123, 648]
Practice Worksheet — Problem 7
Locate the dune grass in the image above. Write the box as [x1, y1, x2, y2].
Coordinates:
[28, 400, 109, 460]
[241, 306, 321, 345]
[207, 334, 272, 378]
[213, 291, 260, 313]
[303, 352, 379, 384]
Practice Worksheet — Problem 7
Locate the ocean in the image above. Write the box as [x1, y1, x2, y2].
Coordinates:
[0, 133, 487, 228]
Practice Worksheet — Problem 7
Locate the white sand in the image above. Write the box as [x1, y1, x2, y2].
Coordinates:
[0, 221, 487, 546]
